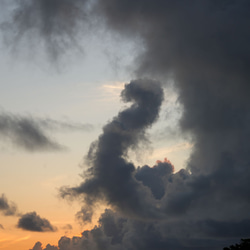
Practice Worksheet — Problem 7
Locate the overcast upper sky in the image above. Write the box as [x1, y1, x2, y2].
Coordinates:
[1, 1, 250, 250]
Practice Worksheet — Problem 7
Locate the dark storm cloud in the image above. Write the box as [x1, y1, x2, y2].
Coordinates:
[0, 113, 64, 152]
[94, 0, 250, 232]
[31, 209, 237, 250]
[96, 0, 250, 175]
[0, 193, 18, 216]
[135, 159, 174, 200]
[17, 212, 57, 232]
[61, 79, 164, 220]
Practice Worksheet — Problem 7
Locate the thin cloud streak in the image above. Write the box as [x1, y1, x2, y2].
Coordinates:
[0, 113, 64, 152]
[0, 112, 93, 152]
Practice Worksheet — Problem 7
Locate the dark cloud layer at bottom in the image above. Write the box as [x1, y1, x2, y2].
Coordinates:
[30, 209, 242, 250]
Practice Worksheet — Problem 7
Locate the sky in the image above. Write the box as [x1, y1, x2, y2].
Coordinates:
[0, 1, 250, 250]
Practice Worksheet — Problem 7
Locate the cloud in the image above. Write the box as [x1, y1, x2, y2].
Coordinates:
[0, 113, 92, 152]
[135, 158, 174, 200]
[0, 194, 57, 234]
[0, 194, 18, 216]
[38, 118, 94, 132]
[61, 79, 164, 221]
[58, 70, 250, 249]
[95, 0, 250, 176]
[1, 0, 91, 61]
[61, 224, 73, 236]
[79, 0, 250, 225]
[29, 242, 43, 250]
[29, 241, 59, 250]
[62, 224, 73, 230]
[30, 209, 238, 250]
[17, 212, 57, 232]
[0, 113, 64, 152]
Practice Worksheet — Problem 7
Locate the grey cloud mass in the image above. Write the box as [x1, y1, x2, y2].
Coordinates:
[1, 0, 250, 249]
[0, 193, 18, 216]
[29, 209, 239, 250]
[17, 212, 57, 232]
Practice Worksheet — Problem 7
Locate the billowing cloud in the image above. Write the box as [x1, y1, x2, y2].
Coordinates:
[17, 212, 57, 232]
[93, 0, 250, 226]
[94, 0, 250, 179]
[58, 73, 250, 249]
[61, 79, 164, 220]
[30, 209, 240, 250]
[0, 193, 18, 216]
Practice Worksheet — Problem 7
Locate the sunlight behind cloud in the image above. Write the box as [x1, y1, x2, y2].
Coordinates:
[99, 81, 126, 102]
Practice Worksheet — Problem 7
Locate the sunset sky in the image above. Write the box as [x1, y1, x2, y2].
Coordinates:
[1, 1, 250, 250]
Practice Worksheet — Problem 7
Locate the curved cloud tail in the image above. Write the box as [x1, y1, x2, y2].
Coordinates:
[61, 79, 165, 220]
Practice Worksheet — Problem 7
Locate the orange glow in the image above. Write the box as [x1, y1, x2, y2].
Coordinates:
[156, 158, 175, 172]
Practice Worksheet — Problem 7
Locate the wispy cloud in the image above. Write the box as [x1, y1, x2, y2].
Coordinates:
[1, 0, 90, 61]
[0, 112, 93, 152]
[0, 194, 18, 216]
[38, 118, 93, 132]
[12, 235, 31, 243]
[0, 113, 64, 152]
